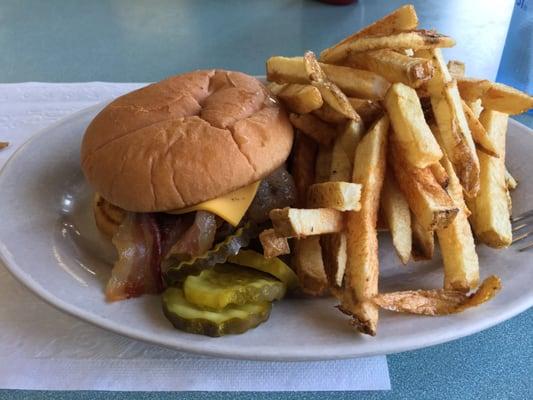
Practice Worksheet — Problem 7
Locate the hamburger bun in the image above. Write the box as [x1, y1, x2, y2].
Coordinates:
[81, 70, 294, 212]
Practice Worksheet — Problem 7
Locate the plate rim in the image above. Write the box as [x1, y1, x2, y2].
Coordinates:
[0, 103, 532, 361]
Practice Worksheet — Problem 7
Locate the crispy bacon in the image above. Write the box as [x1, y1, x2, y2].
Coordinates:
[166, 211, 218, 261]
[106, 213, 162, 301]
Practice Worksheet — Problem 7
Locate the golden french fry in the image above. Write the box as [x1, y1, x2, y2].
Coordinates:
[307, 182, 362, 211]
[277, 84, 323, 114]
[293, 237, 329, 296]
[384, 82, 443, 168]
[313, 102, 348, 124]
[411, 214, 434, 260]
[269, 207, 344, 238]
[340, 115, 389, 336]
[390, 138, 458, 231]
[373, 276, 501, 315]
[291, 132, 317, 207]
[314, 145, 333, 184]
[330, 120, 365, 182]
[429, 162, 449, 189]
[266, 56, 390, 100]
[320, 233, 347, 289]
[289, 113, 338, 146]
[466, 110, 512, 248]
[467, 98, 483, 118]
[505, 168, 518, 191]
[303, 51, 362, 120]
[436, 152, 480, 291]
[447, 60, 465, 78]
[462, 100, 499, 157]
[380, 171, 412, 264]
[457, 78, 533, 115]
[0, 141, 8, 150]
[345, 49, 433, 88]
[348, 98, 384, 125]
[320, 30, 455, 64]
[420, 48, 480, 197]
[320, 4, 419, 62]
[259, 229, 290, 259]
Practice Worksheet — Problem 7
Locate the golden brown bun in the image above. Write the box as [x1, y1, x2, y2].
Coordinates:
[93, 193, 126, 239]
[81, 70, 294, 212]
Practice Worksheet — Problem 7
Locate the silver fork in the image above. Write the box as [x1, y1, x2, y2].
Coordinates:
[511, 209, 533, 251]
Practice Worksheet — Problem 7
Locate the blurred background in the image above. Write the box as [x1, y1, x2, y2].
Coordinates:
[0, 0, 516, 82]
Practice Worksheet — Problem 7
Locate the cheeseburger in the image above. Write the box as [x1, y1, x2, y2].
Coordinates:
[81, 70, 296, 307]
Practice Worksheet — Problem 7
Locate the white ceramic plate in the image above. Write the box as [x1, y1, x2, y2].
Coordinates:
[0, 102, 532, 361]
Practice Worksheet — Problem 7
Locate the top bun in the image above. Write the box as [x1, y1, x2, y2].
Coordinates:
[81, 70, 294, 212]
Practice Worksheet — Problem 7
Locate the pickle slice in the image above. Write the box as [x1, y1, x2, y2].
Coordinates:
[164, 223, 258, 285]
[162, 287, 271, 337]
[228, 250, 299, 290]
[184, 264, 286, 310]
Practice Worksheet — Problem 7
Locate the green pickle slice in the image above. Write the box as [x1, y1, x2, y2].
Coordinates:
[162, 287, 271, 337]
[184, 264, 286, 310]
[228, 250, 299, 290]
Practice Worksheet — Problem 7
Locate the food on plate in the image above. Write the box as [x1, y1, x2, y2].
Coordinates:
[82, 4, 532, 337]
[81, 69, 298, 334]
[466, 110, 512, 248]
[162, 287, 272, 337]
[0, 141, 8, 150]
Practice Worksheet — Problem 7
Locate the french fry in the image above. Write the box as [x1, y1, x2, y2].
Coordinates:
[303, 51, 360, 120]
[411, 214, 434, 260]
[320, 120, 364, 295]
[380, 171, 412, 264]
[266, 56, 390, 100]
[291, 132, 317, 207]
[259, 229, 290, 259]
[293, 237, 329, 296]
[390, 138, 458, 231]
[289, 113, 338, 145]
[320, 30, 455, 64]
[320, 4, 419, 63]
[384, 82, 443, 168]
[429, 162, 449, 189]
[344, 49, 434, 88]
[373, 276, 501, 315]
[466, 110, 512, 248]
[314, 145, 333, 184]
[307, 182, 362, 211]
[0, 142, 8, 150]
[505, 168, 518, 191]
[313, 102, 347, 124]
[447, 60, 465, 78]
[435, 153, 479, 291]
[320, 233, 347, 289]
[467, 98, 483, 118]
[419, 48, 480, 197]
[276, 83, 323, 114]
[330, 120, 365, 182]
[269, 207, 344, 238]
[462, 100, 499, 157]
[457, 78, 533, 115]
[340, 115, 389, 336]
[348, 98, 384, 125]
[267, 82, 286, 95]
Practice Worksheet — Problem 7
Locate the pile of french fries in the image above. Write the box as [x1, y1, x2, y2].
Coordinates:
[262, 5, 533, 336]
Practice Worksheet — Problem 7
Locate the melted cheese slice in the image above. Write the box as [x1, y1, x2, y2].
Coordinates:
[169, 181, 261, 226]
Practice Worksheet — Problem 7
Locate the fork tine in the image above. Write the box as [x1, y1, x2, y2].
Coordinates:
[511, 209, 533, 223]
[512, 222, 528, 232]
[512, 230, 532, 244]
[519, 242, 533, 252]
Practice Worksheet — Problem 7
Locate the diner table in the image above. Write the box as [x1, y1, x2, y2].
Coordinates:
[0, 1, 531, 399]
